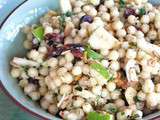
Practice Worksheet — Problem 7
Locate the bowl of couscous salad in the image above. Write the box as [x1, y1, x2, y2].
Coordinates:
[1, 0, 160, 120]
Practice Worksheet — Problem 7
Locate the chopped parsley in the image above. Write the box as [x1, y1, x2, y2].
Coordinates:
[134, 96, 141, 102]
[120, 0, 126, 8]
[75, 86, 82, 91]
[139, 8, 146, 16]
[108, 75, 115, 82]
[59, 11, 74, 32]
[108, 107, 118, 113]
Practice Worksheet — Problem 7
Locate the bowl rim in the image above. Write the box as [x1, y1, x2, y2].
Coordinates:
[1, 0, 160, 120]
[0, 0, 49, 120]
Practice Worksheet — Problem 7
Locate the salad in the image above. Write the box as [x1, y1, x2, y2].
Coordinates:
[10, 0, 160, 120]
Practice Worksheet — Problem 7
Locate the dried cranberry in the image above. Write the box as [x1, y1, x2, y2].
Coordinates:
[28, 77, 39, 85]
[80, 15, 93, 23]
[71, 49, 83, 59]
[64, 44, 84, 51]
[45, 33, 64, 45]
[124, 8, 137, 18]
[52, 47, 64, 57]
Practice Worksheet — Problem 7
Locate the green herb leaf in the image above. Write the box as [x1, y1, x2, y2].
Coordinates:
[59, 14, 66, 32]
[86, 46, 103, 60]
[121, 112, 125, 115]
[32, 26, 44, 41]
[139, 8, 146, 16]
[91, 63, 110, 80]
[108, 75, 115, 82]
[59, 11, 74, 32]
[64, 11, 74, 17]
[120, 0, 126, 8]
[75, 86, 82, 91]
[108, 107, 118, 113]
[134, 96, 141, 102]
[87, 112, 113, 120]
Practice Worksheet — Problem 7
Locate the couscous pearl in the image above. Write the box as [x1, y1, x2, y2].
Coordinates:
[111, 90, 121, 100]
[155, 84, 160, 93]
[122, 42, 129, 49]
[73, 7, 81, 13]
[44, 93, 53, 102]
[83, 5, 91, 12]
[19, 79, 28, 88]
[92, 85, 102, 96]
[110, 7, 119, 18]
[39, 87, 47, 96]
[11, 68, 21, 78]
[59, 57, 66, 66]
[82, 64, 90, 75]
[27, 33, 33, 40]
[29, 50, 39, 61]
[126, 49, 137, 59]
[104, 0, 114, 8]
[87, 8, 97, 17]
[141, 15, 150, 24]
[112, 20, 123, 30]
[47, 58, 58, 68]
[137, 91, 146, 101]
[128, 15, 136, 25]
[127, 26, 136, 34]
[118, 49, 126, 58]
[145, 3, 153, 11]
[60, 84, 72, 95]
[107, 82, 116, 92]
[142, 79, 154, 93]
[78, 28, 88, 38]
[82, 103, 93, 113]
[29, 91, 41, 101]
[72, 66, 82, 76]
[101, 89, 111, 99]
[40, 99, 50, 110]
[136, 31, 144, 38]
[101, 60, 109, 68]
[65, 52, 74, 62]
[100, 49, 109, 56]
[61, 73, 73, 84]
[108, 50, 119, 61]
[141, 24, 149, 33]
[57, 67, 68, 76]
[28, 68, 38, 78]
[48, 104, 58, 115]
[115, 99, 125, 108]
[38, 46, 47, 54]
[116, 29, 126, 38]
[39, 67, 48, 76]
[24, 84, 36, 94]
[147, 30, 157, 40]
[73, 97, 85, 108]
[90, 78, 98, 86]
[64, 62, 73, 70]
[49, 70, 57, 79]
[110, 61, 120, 71]
[54, 78, 62, 87]
[64, 37, 73, 44]
[75, 61, 84, 66]
[101, 13, 110, 22]
[67, 113, 78, 120]
[99, 5, 107, 12]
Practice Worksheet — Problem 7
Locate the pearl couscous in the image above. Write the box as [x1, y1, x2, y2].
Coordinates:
[10, 0, 160, 119]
